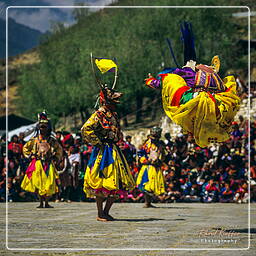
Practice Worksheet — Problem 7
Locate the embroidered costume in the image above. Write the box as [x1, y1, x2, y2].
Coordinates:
[136, 127, 166, 207]
[82, 105, 135, 198]
[81, 54, 135, 221]
[21, 112, 63, 200]
[145, 22, 240, 148]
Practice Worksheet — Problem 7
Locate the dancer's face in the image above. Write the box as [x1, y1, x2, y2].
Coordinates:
[102, 88, 123, 105]
[39, 124, 48, 136]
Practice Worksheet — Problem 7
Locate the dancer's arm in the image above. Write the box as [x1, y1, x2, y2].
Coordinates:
[81, 112, 102, 146]
[23, 139, 35, 158]
[145, 73, 161, 89]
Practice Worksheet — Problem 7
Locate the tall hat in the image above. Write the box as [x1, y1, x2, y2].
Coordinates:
[166, 21, 196, 68]
[150, 126, 162, 138]
[37, 111, 49, 124]
[166, 22, 225, 91]
[90, 53, 119, 108]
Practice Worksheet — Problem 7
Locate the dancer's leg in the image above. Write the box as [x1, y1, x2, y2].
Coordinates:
[96, 196, 108, 221]
[45, 196, 54, 208]
[143, 193, 155, 208]
[103, 196, 115, 221]
[37, 195, 44, 208]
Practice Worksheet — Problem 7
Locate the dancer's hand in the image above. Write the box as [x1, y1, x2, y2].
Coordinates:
[144, 73, 153, 81]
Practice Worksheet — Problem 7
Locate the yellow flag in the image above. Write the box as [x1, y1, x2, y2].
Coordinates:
[95, 58, 117, 74]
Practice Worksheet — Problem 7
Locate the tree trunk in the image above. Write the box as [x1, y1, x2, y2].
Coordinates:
[80, 109, 85, 123]
[63, 112, 66, 129]
[136, 94, 143, 123]
[73, 112, 77, 130]
[151, 95, 158, 121]
[123, 116, 128, 127]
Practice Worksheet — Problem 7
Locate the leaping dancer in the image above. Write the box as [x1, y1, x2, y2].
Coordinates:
[144, 22, 241, 148]
[81, 54, 135, 222]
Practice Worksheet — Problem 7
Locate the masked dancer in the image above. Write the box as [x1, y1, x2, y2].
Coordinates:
[81, 56, 135, 221]
[145, 22, 240, 148]
[137, 127, 166, 208]
[21, 112, 63, 208]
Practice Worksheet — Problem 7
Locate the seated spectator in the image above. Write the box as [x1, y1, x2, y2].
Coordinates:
[164, 133, 173, 149]
[202, 179, 220, 203]
[233, 181, 248, 203]
[181, 181, 201, 202]
[161, 182, 181, 203]
[219, 182, 234, 203]
[7, 180, 17, 202]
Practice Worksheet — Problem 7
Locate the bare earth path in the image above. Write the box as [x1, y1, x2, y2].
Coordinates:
[0, 202, 255, 256]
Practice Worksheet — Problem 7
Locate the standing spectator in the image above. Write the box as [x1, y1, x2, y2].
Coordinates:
[0, 167, 6, 201]
[68, 146, 80, 201]
[56, 151, 72, 202]
[62, 132, 74, 151]
[0, 134, 6, 158]
[8, 135, 23, 160]
[164, 133, 173, 149]
[80, 142, 92, 173]
[124, 135, 137, 166]
[18, 132, 26, 145]
[55, 131, 63, 145]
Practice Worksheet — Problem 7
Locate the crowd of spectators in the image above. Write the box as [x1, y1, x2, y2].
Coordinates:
[0, 115, 255, 204]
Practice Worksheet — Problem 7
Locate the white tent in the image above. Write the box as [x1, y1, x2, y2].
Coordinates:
[8, 123, 37, 142]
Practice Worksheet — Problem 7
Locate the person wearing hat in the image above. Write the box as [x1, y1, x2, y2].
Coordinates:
[144, 22, 241, 148]
[136, 126, 166, 208]
[81, 57, 135, 221]
[21, 111, 63, 208]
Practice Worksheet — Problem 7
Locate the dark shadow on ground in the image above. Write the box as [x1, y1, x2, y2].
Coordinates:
[114, 218, 165, 222]
[114, 218, 186, 222]
[151, 206, 190, 209]
[223, 228, 256, 234]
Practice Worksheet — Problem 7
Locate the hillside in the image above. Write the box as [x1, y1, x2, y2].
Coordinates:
[1, 0, 255, 131]
[0, 50, 40, 116]
[0, 17, 43, 58]
[15, 0, 249, 125]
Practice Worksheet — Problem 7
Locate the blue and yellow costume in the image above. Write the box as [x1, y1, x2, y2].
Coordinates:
[81, 105, 135, 198]
[137, 129, 166, 197]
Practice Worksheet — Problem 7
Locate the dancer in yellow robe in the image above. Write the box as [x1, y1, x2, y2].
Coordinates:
[21, 112, 63, 208]
[81, 87, 135, 221]
[137, 127, 166, 208]
[145, 22, 240, 147]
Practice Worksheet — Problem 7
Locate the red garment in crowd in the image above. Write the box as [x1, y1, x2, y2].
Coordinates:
[205, 184, 219, 192]
[8, 142, 23, 154]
